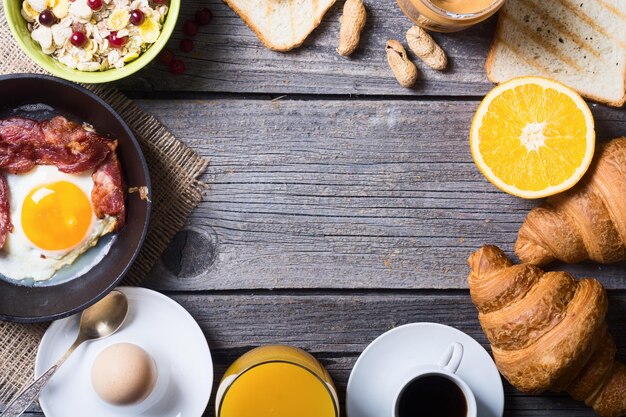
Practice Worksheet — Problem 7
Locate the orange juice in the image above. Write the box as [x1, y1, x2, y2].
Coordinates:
[216, 346, 339, 417]
[219, 362, 337, 417]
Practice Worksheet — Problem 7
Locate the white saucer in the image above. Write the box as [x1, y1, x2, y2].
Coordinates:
[346, 323, 504, 417]
[35, 287, 213, 417]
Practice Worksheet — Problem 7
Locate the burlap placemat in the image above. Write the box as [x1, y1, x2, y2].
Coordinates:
[0, 7, 208, 405]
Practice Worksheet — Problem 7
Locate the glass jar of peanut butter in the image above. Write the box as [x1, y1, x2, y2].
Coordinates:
[397, 0, 505, 32]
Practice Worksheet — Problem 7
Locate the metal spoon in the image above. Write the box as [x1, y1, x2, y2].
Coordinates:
[1, 290, 129, 417]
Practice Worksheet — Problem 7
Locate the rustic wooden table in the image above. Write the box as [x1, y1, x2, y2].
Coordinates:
[22, 0, 626, 416]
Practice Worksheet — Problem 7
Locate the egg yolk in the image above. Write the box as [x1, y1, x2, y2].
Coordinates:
[22, 181, 93, 251]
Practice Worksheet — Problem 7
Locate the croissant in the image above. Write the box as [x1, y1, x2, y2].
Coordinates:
[515, 137, 626, 266]
[467, 245, 626, 417]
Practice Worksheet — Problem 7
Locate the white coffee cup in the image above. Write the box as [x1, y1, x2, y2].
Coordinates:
[391, 342, 477, 417]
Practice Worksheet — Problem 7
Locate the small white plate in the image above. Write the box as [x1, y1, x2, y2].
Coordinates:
[35, 287, 213, 417]
[346, 323, 504, 417]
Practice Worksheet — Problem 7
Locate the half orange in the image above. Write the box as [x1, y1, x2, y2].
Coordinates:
[470, 76, 595, 199]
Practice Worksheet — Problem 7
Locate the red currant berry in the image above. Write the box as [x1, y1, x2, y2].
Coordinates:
[183, 20, 198, 36]
[108, 31, 127, 48]
[38, 9, 57, 26]
[152, 0, 165, 3]
[70, 31, 87, 47]
[129, 9, 144, 25]
[158, 49, 174, 65]
[87, 0, 102, 10]
[195, 8, 213, 25]
[169, 59, 185, 75]
[179, 38, 193, 53]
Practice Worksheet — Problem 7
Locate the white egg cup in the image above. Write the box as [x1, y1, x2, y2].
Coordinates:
[92, 343, 171, 415]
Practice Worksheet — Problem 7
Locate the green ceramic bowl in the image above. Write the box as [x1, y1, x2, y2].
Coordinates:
[3, 0, 180, 83]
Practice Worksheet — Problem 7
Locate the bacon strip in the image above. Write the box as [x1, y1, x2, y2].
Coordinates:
[0, 116, 112, 174]
[0, 174, 13, 249]
[40, 117, 112, 173]
[0, 118, 42, 173]
[0, 116, 126, 234]
[92, 151, 126, 230]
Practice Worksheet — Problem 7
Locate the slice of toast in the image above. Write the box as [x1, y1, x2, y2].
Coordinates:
[486, 0, 626, 107]
[224, 0, 337, 52]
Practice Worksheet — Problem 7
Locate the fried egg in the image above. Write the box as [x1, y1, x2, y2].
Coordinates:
[0, 165, 116, 281]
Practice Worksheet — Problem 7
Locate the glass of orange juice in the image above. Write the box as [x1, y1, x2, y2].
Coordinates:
[215, 345, 340, 417]
[396, 0, 505, 32]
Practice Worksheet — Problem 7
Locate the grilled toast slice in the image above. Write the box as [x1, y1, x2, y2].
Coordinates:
[224, 0, 337, 52]
[486, 0, 626, 107]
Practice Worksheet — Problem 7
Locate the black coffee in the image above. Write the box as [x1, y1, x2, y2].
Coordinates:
[396, 375, 467, 417]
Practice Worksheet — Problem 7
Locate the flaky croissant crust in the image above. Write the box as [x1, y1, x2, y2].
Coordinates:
[468, 245, 626, 417]
[515, 138, 626, 266]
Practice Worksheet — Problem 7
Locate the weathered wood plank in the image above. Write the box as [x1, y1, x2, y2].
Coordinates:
[8, 292, 625, 416]
[117, 0, 496, 96]
[136, 99, 626, 290]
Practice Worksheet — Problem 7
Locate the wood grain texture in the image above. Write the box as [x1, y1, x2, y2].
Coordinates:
[116, 0, 496, 96]
[136, 98, 626, 291]
[7, 292, 625, 416]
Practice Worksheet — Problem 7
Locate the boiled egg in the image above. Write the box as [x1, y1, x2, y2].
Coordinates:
[91, 343, 158, 406]
[0, 165, 116, 281]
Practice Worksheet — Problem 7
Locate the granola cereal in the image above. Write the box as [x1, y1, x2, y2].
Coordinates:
[22, 0, 169, 71]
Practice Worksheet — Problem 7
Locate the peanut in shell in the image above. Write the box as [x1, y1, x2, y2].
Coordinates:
[386, 40, 418, 88]
[406, 25, 447, 71]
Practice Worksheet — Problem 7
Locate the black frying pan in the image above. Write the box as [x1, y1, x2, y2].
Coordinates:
[0, 74, 151, 323]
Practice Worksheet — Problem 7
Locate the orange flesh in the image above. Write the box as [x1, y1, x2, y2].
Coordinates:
[478, 84, 588, 192]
